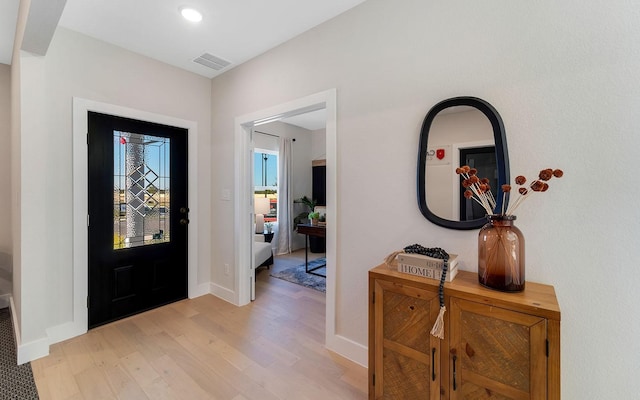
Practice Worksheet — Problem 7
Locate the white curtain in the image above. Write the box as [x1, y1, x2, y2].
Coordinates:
[276, 137, 293, 255]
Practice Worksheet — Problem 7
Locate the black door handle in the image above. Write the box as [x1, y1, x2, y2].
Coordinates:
[450, 348, 458, 391]
[180, 207, 189, 214]
[432, 347, 436, 381]
[452, 354, 457, 391]
[180, 218, 189, 225]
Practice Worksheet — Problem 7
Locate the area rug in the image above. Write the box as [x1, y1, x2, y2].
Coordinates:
[270, 258, 326, 292]
[0, 308, 39, 399]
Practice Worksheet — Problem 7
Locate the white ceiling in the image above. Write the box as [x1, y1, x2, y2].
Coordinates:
[281, 109, 327, 131]
[1, 1, 349, 128]
[2, 1, 366, 75]
[56, 0, 366, 79]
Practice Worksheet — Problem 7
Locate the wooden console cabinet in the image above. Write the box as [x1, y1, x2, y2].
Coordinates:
[369, 265, 560, 399]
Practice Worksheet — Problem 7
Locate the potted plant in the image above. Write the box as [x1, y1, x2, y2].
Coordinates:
[293, 196, 325, 253]
[293, 196, 317, 229]
[263, 222, 274, 242]
[308, 211, 320, 226]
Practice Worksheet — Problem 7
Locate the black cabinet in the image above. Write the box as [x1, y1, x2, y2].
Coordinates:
[312, 163, 326, 206]
[311, 160, 326, 253]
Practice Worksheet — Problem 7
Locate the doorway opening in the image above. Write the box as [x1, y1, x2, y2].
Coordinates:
[252, 115, 327, 295]
[234, 89, 339, 350]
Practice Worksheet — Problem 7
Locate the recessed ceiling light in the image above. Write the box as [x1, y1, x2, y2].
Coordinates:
[180, 7, 203, 22]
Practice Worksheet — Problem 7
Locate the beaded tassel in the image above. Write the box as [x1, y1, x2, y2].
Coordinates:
[402, 245, 449, 339]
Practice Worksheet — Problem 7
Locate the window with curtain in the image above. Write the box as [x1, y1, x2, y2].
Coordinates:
[254, 150, 278, 222]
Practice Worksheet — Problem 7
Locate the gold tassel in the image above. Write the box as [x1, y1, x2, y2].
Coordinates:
[383, 250, 404, 268]
[430, 306, 446, 339]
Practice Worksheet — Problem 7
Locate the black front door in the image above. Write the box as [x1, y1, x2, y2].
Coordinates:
[88, 112, 188, 328]
[459, 146, 497, 220]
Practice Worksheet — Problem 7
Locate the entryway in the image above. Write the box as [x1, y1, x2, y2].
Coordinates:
[87, 112, 189, 328]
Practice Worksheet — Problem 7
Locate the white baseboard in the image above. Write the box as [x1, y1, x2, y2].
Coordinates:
[326, 332, 368, 368]
[46, 321, 87, 346]
[9, 296, 50, 365]
[209, 282, 236, 304]
[17, 337, 49, 365]
[189, 282, 210, 299]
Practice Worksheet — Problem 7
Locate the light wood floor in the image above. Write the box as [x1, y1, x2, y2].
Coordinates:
[32, 250, 367, 400]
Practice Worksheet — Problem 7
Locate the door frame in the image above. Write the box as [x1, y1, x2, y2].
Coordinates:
[234, 89, 344, 355]
[68, 97, 199, 339]
[450, 139, 493, 220]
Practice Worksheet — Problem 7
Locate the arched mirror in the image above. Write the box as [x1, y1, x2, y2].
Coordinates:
[417, 97, 509, 230]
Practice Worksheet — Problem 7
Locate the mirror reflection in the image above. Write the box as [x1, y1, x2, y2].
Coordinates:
[426, 107, 494, 221]
[417, 97, 509, 230]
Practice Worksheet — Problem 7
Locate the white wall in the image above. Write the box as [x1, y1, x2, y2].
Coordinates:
[15, 27, 212, 348]
[210, 0, 640, 397]
[0, 64, 11, 261]
[10, 0, 28, 336]
[0, 63, 12, 304]
[311, 128, 326, 161]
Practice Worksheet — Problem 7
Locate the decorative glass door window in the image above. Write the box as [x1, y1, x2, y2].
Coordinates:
[114, 131, 170, 249]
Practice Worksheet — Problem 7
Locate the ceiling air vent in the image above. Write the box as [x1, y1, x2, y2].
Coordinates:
[193, 53, 231, 71]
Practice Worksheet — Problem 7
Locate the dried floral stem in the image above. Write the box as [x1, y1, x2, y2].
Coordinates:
[501, 192, 509, 215]
[483, 188, 496, 211]
[505, 190, 531, 215]
[458, 167, 564, 217]
[469, 194, 489, 210]
[458, 169, 496, 215]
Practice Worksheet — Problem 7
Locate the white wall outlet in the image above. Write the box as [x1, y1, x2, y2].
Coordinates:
[224, 263, 230, 275]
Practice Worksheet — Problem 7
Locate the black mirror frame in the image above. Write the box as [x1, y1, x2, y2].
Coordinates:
[417, 96, 510, 230]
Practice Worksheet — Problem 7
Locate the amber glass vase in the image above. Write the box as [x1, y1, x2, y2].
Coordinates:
[478, 215, 525, 292]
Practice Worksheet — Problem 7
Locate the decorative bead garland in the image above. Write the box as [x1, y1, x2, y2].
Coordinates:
[403, 244, 449, 339]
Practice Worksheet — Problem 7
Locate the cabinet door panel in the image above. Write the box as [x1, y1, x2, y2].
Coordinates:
[382, 289, 433, 353]
[373, 280, 440, 399]
[450, 298, 547, 400]
[383, 348, 431, 398]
